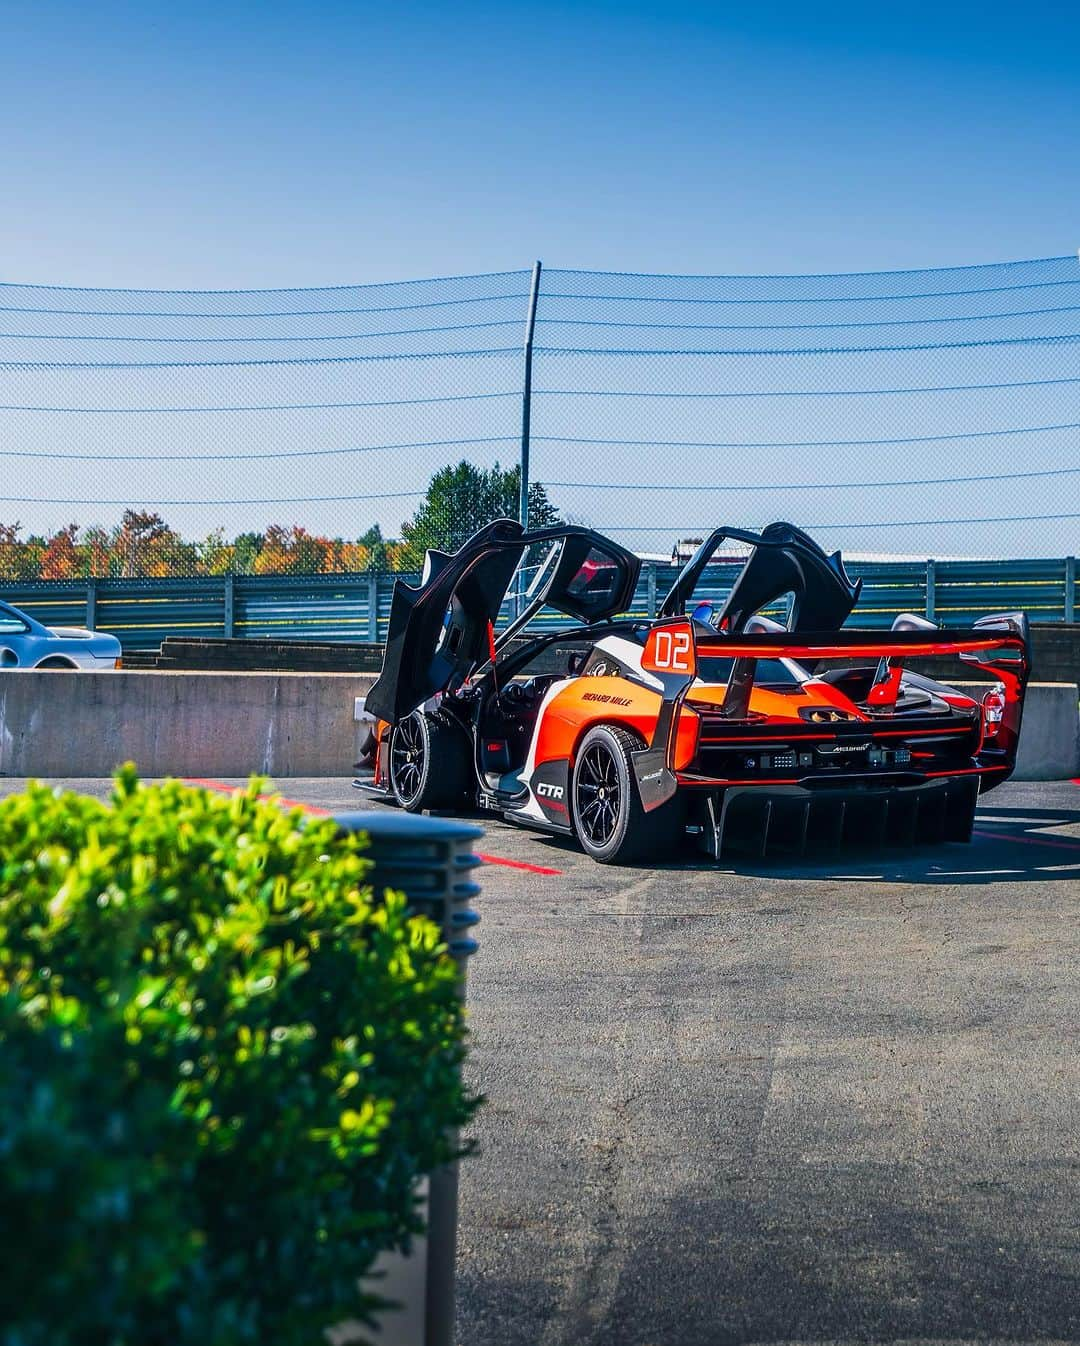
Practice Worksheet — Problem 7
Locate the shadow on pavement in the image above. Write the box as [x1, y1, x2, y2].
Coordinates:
[589, 1179, 1080, 1346]
[529, 804, 1080, 885]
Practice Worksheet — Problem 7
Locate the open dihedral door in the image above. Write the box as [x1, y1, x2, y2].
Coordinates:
[365, 519, 527, 724]
[365, 519, 641, 725]
[661, 520, 862, 633]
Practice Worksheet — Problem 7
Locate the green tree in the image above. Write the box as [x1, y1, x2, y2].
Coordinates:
[357, 523, 392, 572]
[400, 460, 560, 566]
[231, 531, 264, 574]
[197, 527, 236, 576]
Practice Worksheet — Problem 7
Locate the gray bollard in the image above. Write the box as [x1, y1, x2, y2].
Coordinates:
[334, 811, 482, 1346]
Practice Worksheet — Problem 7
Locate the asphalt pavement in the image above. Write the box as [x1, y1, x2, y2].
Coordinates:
[3, 774, 1079, 1344]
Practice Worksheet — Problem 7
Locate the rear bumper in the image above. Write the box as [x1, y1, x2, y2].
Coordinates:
[692, 772, 983, 859]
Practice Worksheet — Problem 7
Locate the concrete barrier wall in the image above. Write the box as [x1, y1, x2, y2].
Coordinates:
[0, 671, 1075, 781]
[1013, 683, 1080, 781]
[0, 671, 376, 778]
[954, 681, 1079, 781]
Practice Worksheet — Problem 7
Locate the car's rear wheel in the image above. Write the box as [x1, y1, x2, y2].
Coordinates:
[571, 725, 684, 864]
[388, 710, 473, 812]
[35, 658, 77, 670]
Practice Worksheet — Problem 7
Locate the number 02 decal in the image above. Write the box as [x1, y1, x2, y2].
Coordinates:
[643, 621, 696, 676]
[653, 629, 692, 670]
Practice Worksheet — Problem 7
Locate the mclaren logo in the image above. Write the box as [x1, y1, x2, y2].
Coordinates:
[536, 782, 565, 800]
[817, 741, 870, 755]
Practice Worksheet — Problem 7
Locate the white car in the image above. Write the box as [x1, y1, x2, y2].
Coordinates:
[0, 599, 122, 670]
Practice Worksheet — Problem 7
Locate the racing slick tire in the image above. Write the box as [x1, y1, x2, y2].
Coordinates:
[388, 709, 472, 812]
[571, 724, 684, 864]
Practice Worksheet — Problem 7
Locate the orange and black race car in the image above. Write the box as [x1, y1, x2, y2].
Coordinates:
[354, 519, 1029, 864]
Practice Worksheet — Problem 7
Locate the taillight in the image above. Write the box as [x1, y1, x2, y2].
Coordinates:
[114, 657, 123, 669]
[982, 682, 1006, 737]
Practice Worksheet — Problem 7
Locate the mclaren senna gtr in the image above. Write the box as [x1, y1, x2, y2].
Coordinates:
[354, 519, 1029, 864]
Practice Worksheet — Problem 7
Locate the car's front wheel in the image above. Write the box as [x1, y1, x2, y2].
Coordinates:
[388, 710, 472, 812]
[571, 724, 684, 864]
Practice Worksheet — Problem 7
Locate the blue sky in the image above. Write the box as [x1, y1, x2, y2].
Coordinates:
[2, 0, 1079, 286]
[2, 1, 1079, 562]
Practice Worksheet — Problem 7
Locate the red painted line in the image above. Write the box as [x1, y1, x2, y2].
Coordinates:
[276, 796, 332, 816]
[183, 777, 331, 816]
[476, 852, 563, 875]
[183, 775, 237, 792]
[1072, 778, 1080, 787]
[182, 779, 561, 874]
[973, 828, 1080, 853]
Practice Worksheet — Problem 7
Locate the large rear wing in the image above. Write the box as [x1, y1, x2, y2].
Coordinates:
[642, 615, 1030, 675]
[631, 612, 1030, 811]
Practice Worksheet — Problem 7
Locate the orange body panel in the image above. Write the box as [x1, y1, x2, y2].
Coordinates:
[533, 677, 700, 771]
[531, 673, 884, 772]
[683, 681, 836, 721]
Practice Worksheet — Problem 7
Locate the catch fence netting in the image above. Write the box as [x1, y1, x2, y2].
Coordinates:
[1, 255, 1078, 578]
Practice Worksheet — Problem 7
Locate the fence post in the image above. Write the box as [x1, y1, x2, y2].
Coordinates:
[515, 261, 543, 619]
[925, 558, 936, 622]
[368, 573, 381, 643]
[223, 574, 235, 639]
[85, 579, 97, 631]
[1066, 556, 1076, 625]
[518, 260, 543, 532]
[646, 562, 657, 617]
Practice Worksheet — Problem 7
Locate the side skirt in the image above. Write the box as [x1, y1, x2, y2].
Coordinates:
[502, 807, 574, 837]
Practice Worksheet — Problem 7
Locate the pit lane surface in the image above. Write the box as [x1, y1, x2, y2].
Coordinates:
[3, 775, 1079, 1345]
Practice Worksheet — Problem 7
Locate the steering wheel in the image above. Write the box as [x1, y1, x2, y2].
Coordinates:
[501, 678, 540, 708]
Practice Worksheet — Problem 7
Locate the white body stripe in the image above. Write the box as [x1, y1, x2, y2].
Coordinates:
[514, 677, 576, 823]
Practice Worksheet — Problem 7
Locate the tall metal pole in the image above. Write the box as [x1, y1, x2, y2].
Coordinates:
[515, 261, 542, 618]
[519, 260, 543, 530]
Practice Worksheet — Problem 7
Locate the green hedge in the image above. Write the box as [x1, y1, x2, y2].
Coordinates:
[0, 768, 479, 1346]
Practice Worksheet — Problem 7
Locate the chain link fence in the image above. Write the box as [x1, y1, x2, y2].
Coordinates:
[1, 255, 1078, 578]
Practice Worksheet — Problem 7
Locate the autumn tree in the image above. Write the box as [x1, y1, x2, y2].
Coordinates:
[111, 510, 171, 577]
[0, 523, 43, 581]
[83, 527, 112, 578]
[250, 525, 329, 575]
[39, 524, 82, 580]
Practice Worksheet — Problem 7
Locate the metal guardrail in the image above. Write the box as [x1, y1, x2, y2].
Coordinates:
[2, 556, 1077, 651]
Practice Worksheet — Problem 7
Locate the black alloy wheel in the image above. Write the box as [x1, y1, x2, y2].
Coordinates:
[389, 712, 427, 808]
[575, 739, 623, 850]
[388, 709, 473, 812]
[570, 724, 684, 864]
